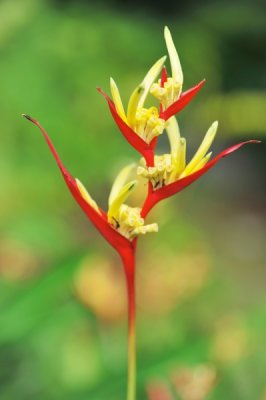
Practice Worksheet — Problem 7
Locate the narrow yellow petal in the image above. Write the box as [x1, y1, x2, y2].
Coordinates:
[191, 152, 212, 173]
[127, 56, 166, 127]
[110, 78, 128, 123]
[138, 55, 167, 109]
[107, 180, 137, 222]
[164, 26, 183, 85]
[76, 179, 100, 214]
[127, 84, 145, 127]
[108, 163, 136, 207]
[166, 116, 180, 158]
[175, 137, 186, 173]
[168, 137, 186, 183]
[183, 121, 218, 176]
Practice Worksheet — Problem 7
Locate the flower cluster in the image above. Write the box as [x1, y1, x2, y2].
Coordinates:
[23, 26, 258, 255]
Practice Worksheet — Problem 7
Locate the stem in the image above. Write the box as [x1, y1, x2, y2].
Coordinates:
[121, 248, 136, 400]
[141, 190, 158, 218]
[144, 148, 154, 167]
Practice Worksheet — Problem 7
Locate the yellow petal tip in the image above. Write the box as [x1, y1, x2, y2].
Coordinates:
[164, 26, 170, 35]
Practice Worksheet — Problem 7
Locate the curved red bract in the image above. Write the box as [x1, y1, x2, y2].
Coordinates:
[141, 140, 260, 217]
[22, 115, 131, 253]
[97, 89, 149, 153]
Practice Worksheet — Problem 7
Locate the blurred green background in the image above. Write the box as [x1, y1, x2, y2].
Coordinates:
[0, 0, 265, 399]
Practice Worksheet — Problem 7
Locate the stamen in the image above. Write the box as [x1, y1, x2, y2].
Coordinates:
[110, 204, 157, 240]
[134, 106, 165, 143]
[131, 223, 158, 236]
[137, 154, 174, 189]
[150, 77, 182, 109]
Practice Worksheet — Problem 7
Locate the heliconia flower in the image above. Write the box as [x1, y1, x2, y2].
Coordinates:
[97, 56, 166, 165]
[22, 115, 158, 252]
[98, 28, 205, 166]
[139, 116, 260, 217]
[150, 26, 206, 121]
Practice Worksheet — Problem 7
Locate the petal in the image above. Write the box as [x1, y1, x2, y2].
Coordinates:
[161, 79, 206, 121]
[127, 84, 145, 127]
[166, 116, 180, 158]
[164, 26, 183, 86]
[138, 55, 167, 109]
[154, 140, 260, 200]
[97, 88, 149, 157]
[22, 114, 130, 251]
[189, 151, 212, 174]
[108, 163, 136, 207]
[116, 56, 166, 128]
[76, 178, 101, 214]
[110, 78, 128, 123]
[108, 180, 137, 222]
[181, 121, 218, 176]
[171, 137, 186, 180]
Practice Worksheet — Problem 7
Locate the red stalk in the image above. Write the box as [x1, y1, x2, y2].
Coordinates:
[120, 247, 137, 400]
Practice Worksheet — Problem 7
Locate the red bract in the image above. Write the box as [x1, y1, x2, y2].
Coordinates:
[97, 88, 154, 166]
[141, 140, 260, 218]
[160, 79, 206, 121]
[22, 115, 132, 254]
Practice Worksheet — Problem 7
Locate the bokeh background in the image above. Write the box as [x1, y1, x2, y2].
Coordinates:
[0, 0, 265, 399]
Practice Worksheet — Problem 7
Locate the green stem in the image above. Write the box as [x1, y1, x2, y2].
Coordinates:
[121, 249, 136, 400]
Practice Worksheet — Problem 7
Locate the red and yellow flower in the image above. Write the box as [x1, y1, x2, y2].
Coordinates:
[98, 27, 205, 166]
[23, 26, 259, 400]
